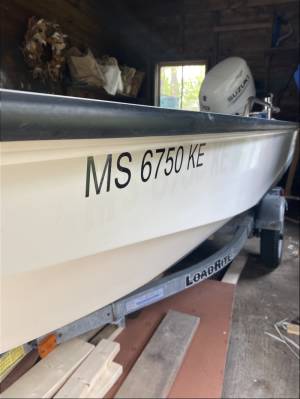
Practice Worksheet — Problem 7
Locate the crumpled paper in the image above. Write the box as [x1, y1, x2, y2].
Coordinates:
[67, 47, 106, 88]
[97, 56, 123, 96]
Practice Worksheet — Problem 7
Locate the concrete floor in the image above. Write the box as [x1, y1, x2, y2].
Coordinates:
[223, 221, 299, 399]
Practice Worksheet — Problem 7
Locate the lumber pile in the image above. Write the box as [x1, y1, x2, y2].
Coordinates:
[1, 326, 123, 399]
[54, 340, 122, 398]
[2, 311, 200, 399]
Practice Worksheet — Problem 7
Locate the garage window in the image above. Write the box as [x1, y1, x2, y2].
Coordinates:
[156, 62, 206, 111]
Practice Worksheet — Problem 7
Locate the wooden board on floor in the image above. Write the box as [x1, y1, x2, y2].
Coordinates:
[287, 323, 300, 336]
[2, 339, 94, 398]
[89, 325, 124, 346]
[222, 252, 248, 285]
[86, 362, 122, 399]
[54, 339, 121, 398]
[80, 324, 124, 345]
[106, 279, 235, 399]
[115, 310, 199, 398]
[0, 350, 40, 393]
[80, 328, 103, 343]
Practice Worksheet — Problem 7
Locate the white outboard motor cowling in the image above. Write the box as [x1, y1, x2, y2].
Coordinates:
[199, 57, 256, 115]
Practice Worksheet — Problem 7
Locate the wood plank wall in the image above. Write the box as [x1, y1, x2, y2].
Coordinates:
[113, 0, 299, 120]
[0, 0, 117, 94]
[1, 0, 299, 120]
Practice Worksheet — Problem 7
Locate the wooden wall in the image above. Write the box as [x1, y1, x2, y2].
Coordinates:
[0, 0, 118, 93]
[1, 0, 299, 120]
[114, 0, 299, 120]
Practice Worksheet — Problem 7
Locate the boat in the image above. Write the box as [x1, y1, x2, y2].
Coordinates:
[0, 58, 298, 353]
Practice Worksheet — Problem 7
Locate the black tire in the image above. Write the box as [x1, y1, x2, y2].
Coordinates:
[260, 229, 283, 269]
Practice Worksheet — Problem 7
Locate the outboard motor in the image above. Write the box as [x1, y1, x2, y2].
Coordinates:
[199, 57, 256, 115]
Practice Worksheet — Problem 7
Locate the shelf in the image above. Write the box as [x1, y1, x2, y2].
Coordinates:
[265, 46, 299, 55]
[66, 85, 148, 105]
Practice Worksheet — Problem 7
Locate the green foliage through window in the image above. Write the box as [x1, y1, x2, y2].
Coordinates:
[159, 64, 206, 111]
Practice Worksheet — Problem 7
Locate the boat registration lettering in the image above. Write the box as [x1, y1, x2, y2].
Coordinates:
[85, 143, 206, 197]
[185, 254, 232, 287]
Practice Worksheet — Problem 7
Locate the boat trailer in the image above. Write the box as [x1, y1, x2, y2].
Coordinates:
[1, 188, 287, 358]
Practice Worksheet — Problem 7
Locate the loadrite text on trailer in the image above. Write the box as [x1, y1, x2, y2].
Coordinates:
[85, 143, 206, 197]
[185, 254, 232, 287]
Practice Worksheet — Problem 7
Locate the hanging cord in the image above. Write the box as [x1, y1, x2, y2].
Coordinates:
[276, 21, 294, 47]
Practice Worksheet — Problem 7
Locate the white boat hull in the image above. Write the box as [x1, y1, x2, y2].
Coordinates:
[0, 90, 298, 353]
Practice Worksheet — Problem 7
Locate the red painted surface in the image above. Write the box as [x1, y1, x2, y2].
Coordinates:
[106, 279, 235, 398]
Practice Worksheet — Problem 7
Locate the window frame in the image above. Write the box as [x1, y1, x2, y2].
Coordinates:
[154, 59, 207, 108]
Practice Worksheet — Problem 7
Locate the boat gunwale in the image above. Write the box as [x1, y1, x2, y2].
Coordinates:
[0, 89, 298, 142]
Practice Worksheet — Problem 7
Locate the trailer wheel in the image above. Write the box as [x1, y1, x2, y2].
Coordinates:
[260, 229, 283, 269]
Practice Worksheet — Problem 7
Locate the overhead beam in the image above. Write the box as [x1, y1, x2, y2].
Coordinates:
[214, 22, 272, 32]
